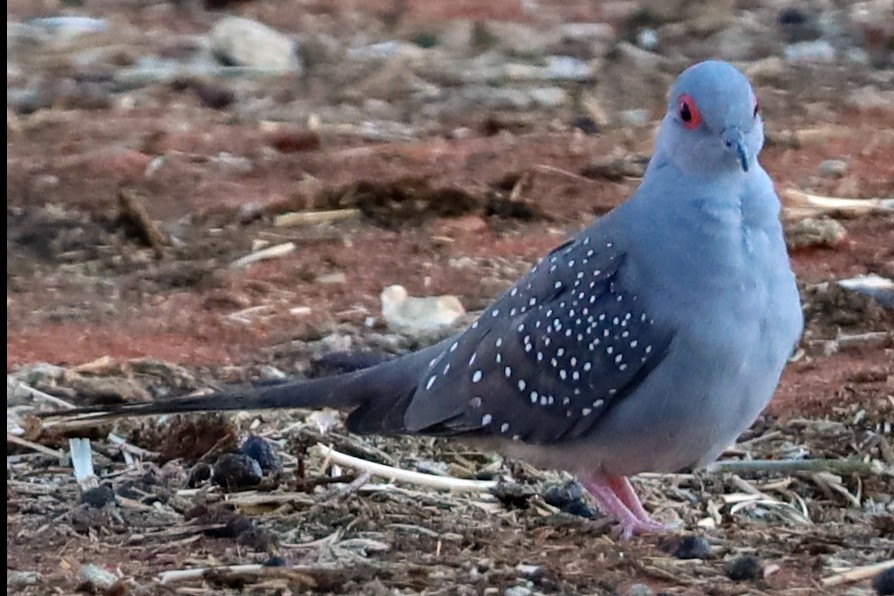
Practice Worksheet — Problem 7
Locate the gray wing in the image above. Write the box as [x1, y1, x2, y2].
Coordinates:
[403, 225, 674, 444]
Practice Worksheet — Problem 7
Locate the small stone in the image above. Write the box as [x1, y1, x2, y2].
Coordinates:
[187, 462, 212, 488]
[259, 365, 287, 381]
[818, 159, 848, 178]
[79, 564, 119, 590]
[516, 563, 545, 580]
[572, 116, 600, 135]
[778, 8, 821, 43]
[559, 22, 614, 42]
[504, 586, 533, 596]
[210, 152, 253, 174]
[543, 481, 597, 518]
[544, 55, 592, 81]
[636, 28, 658, 50]
[659, 534, 711, 559]
[785, 217, 847, 249]
[381, 285, 466, 337]
[724, 555, 763, 581]
[210, 17, 302, 74]
[212, 453, 263, 491]
[80, 484, 116, 509]
[529, 87, 568, 108]
[620, 109, 651, 127]
[240, 436, 281, 473]
[627, 583, 652, 596]
[8, 571, 43, 589]
[784, 40, 835, 62]
[874, 565, 894, 595]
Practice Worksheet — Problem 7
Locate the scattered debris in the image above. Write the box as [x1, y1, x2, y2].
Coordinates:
[229, 242, 296, 269]
[70, 437, 99, 490]
[274, 209, 361, 228]
[117, 189, 169, 256]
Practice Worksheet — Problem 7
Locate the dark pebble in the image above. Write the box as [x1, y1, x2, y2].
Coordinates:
[263, 556, 286, 567]
[543, 481, 597, 519]
[874, 566, 894, 596]
[187, 462, 212, 488]
[778, 8, 807, 26]
[192, 81, 235, 110]
[571, 116, 600, 135]
[490, 481, 534, 509]
[725, 555, 763, 581]
[240, 436, 281, 473]
[80, 484, 116, 508]
[659, 535, 711, 560]
[212, 453, 263, 491]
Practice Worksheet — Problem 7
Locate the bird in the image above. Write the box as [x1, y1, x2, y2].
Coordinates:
[45, 61, 803, 538]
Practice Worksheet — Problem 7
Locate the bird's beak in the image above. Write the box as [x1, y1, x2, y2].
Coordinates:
[721, 127, 749, 172]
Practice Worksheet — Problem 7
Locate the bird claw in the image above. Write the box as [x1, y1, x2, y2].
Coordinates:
[616, 517, 669, 540]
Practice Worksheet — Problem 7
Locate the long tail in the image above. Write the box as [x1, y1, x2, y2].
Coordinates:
[39, 343, 446, 436]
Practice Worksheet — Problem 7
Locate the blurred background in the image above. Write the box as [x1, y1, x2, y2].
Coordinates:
[7, 1, 893, 593]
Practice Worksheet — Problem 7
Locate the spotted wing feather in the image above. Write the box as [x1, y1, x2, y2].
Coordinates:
[403, 224, 674, 444]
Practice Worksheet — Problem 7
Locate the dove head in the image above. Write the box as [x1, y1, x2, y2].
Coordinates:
[654, 61, 762, 175]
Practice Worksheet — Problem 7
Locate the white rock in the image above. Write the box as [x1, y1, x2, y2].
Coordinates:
[529, 86, 568, 108]
[784, 40, 835, 62]
[380, 285, 465, 336]
[210, 17, 302, 74]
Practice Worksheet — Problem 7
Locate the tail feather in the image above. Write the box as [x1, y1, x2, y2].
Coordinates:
[40, 343, 447, 434]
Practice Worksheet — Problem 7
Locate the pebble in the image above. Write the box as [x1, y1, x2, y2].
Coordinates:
[627, 584, 652, 596]
[29, 16, 108, 39]
[785, 217, 847, 249]
[212, 453, 263, 491]
[504, 586, 533, 596]
[210, 16, 303, 74]
[620, 109, 651, 127]
[660, 534, 711, 559]
[559, 22, 614, 42]
[542, 481, 597, 518]
[544, 55, 592, 81]
[819, 159, 848, 178]
[258, 365, 287, 381]
[80, 484, 116, 508]
[724, 555, 763, 581]
[785, 40, 835, 62]
[381, 285, 466, 338]
[529, 87, 568, 108]
[79, 564, 119, 591]
[8, 571, 43, 589]
[240, 436, 282, 473]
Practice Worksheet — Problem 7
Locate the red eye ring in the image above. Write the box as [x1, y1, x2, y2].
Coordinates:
[677, 94, 702, 130]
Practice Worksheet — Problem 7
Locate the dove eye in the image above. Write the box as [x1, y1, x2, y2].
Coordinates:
[677, 94, 701, 130]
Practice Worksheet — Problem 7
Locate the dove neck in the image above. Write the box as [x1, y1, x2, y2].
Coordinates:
[619, 158, 785, 302]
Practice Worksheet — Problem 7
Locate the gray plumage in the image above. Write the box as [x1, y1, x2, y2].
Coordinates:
[49, 61, 803, 538]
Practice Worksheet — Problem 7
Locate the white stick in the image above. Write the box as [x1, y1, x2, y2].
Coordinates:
[315, 444, 498, 492]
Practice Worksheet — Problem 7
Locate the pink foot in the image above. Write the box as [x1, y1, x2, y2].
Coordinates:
[581, 474, 668, 539]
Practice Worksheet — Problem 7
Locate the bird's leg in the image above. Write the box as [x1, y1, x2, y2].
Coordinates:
[581, 474, 667, 539]
[604, 476, 663, 526]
